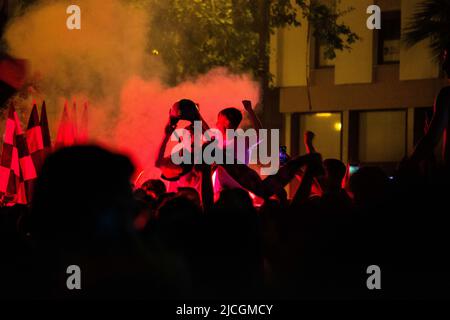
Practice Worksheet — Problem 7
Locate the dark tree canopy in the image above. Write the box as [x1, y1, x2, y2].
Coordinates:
[146, 0, 359, 85]
[403, 0, 450, 59]
[0, 0, 359, 87]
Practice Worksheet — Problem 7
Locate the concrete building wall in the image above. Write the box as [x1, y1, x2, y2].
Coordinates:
[279, 65, 445, 113]
[268, 0, 447, 169]
[335, 0, 373, 85]
[269, 2, 309, 87]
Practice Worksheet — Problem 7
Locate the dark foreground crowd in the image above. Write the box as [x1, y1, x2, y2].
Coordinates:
[0, 140, 450, 300]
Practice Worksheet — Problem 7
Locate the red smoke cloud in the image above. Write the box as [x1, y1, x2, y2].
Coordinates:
[114, 68, 260, 185]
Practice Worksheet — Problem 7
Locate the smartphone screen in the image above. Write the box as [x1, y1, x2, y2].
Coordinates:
[279, 146, 288, 165]
[349, 164, 359, 175]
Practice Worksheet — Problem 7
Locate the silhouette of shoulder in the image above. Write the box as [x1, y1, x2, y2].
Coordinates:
[438, 86, 450, 101]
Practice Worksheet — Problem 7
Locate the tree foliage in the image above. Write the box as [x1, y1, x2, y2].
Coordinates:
[147, 0, 359, 85]
[147, 0, 258, 85]
[1, 0, 359, 86]
[403, 0, 450, 59]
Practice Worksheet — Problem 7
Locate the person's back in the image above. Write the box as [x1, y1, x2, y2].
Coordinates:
[205, 188, 264, 298]
[320, 159, 352, 212]
[29, 145, 163, 299]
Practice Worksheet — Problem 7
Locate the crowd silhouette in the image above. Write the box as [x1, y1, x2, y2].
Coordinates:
[1, 47, 450, 301]
[0, 123, 449, 299]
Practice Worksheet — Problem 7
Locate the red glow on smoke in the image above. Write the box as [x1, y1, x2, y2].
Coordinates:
[113, 69, 260, 185]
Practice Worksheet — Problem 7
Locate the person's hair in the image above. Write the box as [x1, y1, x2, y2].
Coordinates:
[323, 158, 347, 183]
[218, 107, 243, 129]
[177, 187, 201, 208]
[349, 166, 389, 206]
[141, 179, 167, 197]
[30, 145, 135, 252]
[214, 188, 255, 217]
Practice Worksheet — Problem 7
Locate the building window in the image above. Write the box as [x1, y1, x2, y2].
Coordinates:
[377, 11, 401, 64]
[299, 112, 342, 159]
[358, 110, 406, 163]
[315, 41, 336, 68]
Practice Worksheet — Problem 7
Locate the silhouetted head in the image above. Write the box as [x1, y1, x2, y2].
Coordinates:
[141, 179, 167, 198]
[177, 187, 201, 208]
[155, 195, 202, 252]
[217, 107, 243, 135]
[209, 188, 263, 295]
[157, 195, 201, 221]
[349, 166, 389, 208]
[170, 99, 199, 124]
[31, 145, 135, 253]
[215, 188, 254, 214]
[323, 158, 347, 191]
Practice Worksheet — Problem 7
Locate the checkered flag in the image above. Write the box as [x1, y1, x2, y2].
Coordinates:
[55, 101, 75, 148]
[14, 108, 37, 204]
[0, 104, 25, 205]
[26, 102, 45, 174]
[40, 100, 52, 156]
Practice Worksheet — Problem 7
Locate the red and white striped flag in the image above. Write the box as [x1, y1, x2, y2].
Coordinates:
[0, 104, 21, 205]
[40, 100, 52, 155]
[72, 101, 78, 142]
[15, 110, 37, 204]
[26, 102, 44, 173]
[78, 102, 89, 144]
[0, 105, 30, 205]
[55, 101, 75, 148]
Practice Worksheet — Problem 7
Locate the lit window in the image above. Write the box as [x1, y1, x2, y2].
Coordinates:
[299, 112, 341, 159]
[358, 110, 406, 162]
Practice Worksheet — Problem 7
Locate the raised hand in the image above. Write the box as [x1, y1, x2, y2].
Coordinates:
[242, 100, 263, 131]
[305, 152, 324, 177]
[242, 100, 253, 112]
[304, 131, 316, 154]
[165, 118, 177, 136]
[304, 130, 315, 146]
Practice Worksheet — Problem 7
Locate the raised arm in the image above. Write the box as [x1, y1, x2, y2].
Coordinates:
[155, 119, 176, 168]
[302, 130, 323, 194]
[242, 100, 262, 131]
[290, 153, 323, 209]
[304, 131, 316, 154]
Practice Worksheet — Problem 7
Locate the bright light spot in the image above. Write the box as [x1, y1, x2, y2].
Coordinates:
[152, 49, 159, 55]
[212, 170, 217, 188]
[334, 122, 342, 131]
[316, 113, 332, 117]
